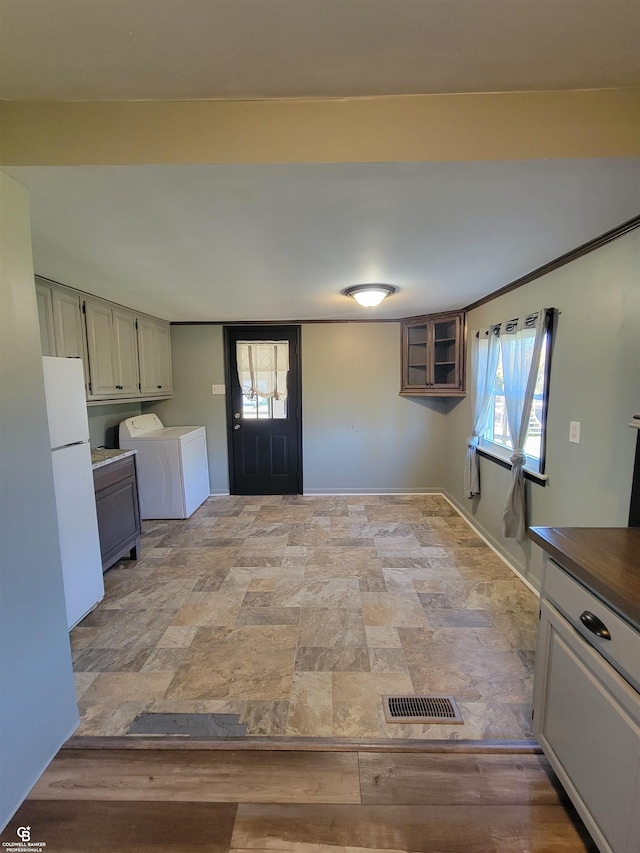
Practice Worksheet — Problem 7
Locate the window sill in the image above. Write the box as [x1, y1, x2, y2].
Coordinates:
[476, 445, 549, 486]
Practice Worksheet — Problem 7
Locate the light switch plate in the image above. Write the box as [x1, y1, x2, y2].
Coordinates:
[211, 384, 226, 395]
[569, 421, 581, 443]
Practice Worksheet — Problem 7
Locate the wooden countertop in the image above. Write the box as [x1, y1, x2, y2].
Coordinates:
[529, 527, 640, 630]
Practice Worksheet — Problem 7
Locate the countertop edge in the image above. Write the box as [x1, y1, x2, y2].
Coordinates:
[91, 448, 137, 470]
[529, 526, 640, 631]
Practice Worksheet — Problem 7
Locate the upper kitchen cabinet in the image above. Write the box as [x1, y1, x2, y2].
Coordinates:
[137, 315, 172, 396]
[35, 281, 55, 356]
[52, 287, 85, 361]
[35, 277, 85, 362]
[36, 278, 88, 394]
[84, 298, 139, 399]
[34, 277, 173, 404]
[400, 310, 466, 397]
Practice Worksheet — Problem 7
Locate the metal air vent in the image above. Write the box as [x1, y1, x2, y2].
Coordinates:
[383, 694, 463, 724]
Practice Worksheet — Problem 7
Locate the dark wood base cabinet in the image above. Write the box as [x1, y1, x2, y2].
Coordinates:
[93, 456, 141, 572]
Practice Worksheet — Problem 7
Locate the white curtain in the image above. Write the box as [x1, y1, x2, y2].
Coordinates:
[464, 325, 500, 498]
[236, 341, 289, 400]
[499, 311, 546, 540]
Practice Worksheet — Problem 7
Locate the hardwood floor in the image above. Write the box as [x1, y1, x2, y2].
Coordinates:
[2, 742, 598, 852]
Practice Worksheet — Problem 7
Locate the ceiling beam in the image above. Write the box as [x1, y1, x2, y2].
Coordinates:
[1, 90, 639, 166]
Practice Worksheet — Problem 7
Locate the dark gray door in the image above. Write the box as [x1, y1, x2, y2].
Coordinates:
[225, 325, 302, 495]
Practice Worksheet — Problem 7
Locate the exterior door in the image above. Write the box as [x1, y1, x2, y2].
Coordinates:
[225, 325, 302, 495]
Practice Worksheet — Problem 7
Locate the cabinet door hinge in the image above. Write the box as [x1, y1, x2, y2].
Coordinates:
[135, 320, 138, 329]
[82, 302, 86, 314]
[88, 381, 92, 393]
[539, 609, 542, 620]
[531, 708, 535, 720]
[138, 383, 141, 391]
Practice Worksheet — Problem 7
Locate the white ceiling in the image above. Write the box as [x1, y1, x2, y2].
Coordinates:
[6, 160, 640, 321]
[1, 0, 639, 100]
[2, 1, 639, 322]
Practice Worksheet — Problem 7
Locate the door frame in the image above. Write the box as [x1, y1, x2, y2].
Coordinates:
[223, 324, 303, 495]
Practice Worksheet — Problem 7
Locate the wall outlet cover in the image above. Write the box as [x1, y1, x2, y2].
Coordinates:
[569, 421, 581, 443]
[211, 384, 226, 395]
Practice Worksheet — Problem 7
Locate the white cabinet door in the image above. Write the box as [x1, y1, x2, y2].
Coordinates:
[84, 299, 118, 397]
[35, 282, 55, 356]
[52, 287, 88, 389]
[137, 316, 172, 396]
[85, 301, 138, 398]
[535, 599, 640, 853]
[112, 309, 139, 396]
[52, 288, 83, 359]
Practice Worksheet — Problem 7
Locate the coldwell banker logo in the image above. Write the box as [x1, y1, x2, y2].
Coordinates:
[1, 824, 47, 851]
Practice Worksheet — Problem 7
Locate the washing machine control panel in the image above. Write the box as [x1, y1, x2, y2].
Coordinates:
[119, 413, 163, 439]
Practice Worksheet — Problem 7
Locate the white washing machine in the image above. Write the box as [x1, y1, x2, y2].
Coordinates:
[119, 413, 210, 519]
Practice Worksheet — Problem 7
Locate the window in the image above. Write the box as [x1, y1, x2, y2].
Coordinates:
[479, 315, 553, 477]
[241, 394, 287, 419]
[236, 340, 289, 420]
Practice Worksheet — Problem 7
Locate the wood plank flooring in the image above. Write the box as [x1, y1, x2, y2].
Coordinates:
[1, 744, 598, 852]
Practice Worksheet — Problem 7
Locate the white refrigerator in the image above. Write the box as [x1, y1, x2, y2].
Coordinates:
[42, 356, 104, 629]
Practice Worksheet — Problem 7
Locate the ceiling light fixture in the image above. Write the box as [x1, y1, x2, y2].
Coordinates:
[343, 284, 397, 308]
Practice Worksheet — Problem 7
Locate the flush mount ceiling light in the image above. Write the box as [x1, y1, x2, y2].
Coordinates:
[343, 284, 397, 308]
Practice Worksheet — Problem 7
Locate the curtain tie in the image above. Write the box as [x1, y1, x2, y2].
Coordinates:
[509, 451, 527, 467]
[466, 435, 479, 449]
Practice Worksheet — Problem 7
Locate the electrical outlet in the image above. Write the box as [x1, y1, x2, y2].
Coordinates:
[569, 421, 581, 443]
[211, 384, 226, 395]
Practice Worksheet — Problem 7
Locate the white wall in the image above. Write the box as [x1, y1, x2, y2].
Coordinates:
[151, 322, 448, 495]
[444, 229, 640, 589]
[0, 172, 78, 830]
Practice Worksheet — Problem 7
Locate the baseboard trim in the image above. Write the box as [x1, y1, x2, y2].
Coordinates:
[303, 488, 444, 496]
[441, 491, 540, 597]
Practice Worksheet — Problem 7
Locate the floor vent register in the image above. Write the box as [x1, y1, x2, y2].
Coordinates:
[383, 695, 463, 724]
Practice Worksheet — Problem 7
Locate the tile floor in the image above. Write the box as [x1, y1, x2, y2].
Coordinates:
[71, 494, 539, 740]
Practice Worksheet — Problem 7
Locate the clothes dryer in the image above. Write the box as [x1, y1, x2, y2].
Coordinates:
[119, 414, 210, 519]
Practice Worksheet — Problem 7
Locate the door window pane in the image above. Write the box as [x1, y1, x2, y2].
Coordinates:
[242, 393, 287, 419]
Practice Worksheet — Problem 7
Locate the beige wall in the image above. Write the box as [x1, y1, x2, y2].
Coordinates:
[88, 402, 142, 449]
[2, 90, 639, 166]
[443, 229, 640, 589]
[149, 322, 448, 495]
[145, 325, 229, 494]
[302, 323, 447, 492]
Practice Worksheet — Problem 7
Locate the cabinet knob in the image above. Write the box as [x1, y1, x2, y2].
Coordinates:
[579, 610, 611, 640]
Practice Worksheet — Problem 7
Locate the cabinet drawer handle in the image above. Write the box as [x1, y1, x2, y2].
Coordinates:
[579, 610, 611, 640]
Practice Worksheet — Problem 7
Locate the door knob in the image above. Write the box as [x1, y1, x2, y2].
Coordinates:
[234, 412, 241, 419]
[234, 424, 240, 430]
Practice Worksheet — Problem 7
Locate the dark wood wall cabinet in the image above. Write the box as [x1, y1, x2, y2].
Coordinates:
[400, 310, 466, 396]
[93, 456, 141, 572]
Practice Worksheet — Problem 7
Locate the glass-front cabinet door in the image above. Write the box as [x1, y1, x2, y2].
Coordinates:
[401, 311, 466, 396]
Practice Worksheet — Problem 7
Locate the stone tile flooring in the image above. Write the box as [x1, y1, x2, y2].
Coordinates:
[71, 494, 539, 739]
